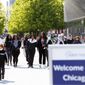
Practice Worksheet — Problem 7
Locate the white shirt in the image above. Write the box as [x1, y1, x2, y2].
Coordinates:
[0, 38, 5, 45]
[57, 33, 64, 44]
[28, 39, 37, 43]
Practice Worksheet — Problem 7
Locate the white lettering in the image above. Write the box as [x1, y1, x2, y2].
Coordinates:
[53, 65, 84, 71]
[63, 75, 85, 83]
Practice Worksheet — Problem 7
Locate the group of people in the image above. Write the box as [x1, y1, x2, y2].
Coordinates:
[5, 35, 21, 67]
[5, 32, 51, 68]
[0, 31, 52, 80]
[0, 30, 84, 80]
[47, 29, 83, 44]
[0, 34, 21, 80]
[23, 32, 51, 68]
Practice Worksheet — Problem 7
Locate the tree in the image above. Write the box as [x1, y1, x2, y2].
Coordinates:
[0, 3, 5, 34]
[9, 0, 64, 33]
[27, 0, 64, 32]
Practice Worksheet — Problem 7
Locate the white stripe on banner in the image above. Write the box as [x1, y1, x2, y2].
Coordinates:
[49, 44, 85, 60]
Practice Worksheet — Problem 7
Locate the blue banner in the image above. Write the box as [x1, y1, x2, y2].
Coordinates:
[52, 60, 85, 85]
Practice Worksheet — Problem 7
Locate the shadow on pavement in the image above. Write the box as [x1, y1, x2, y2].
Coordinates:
[0, 80, 15, 84]
[13, 64, 49, 69]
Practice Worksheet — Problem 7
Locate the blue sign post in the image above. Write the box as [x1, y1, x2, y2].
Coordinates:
[48, 45, 85, 85]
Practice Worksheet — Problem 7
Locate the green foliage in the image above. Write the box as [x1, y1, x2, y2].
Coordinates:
[0, 3, 5, 34]
[9, 0, 64, 33]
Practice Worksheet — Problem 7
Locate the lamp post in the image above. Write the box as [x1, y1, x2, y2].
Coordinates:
[5, 0, 9, 32]
[81, 19, 84, 34]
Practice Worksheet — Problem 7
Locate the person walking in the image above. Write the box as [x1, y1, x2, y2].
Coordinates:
[0, 38, 7, 80]
[23, 34, 30, 64]
[12, 35, 21, 67]
[57, 30, 64, 44]
[37, 32, 48, 68]
[27, 34, 37, 68]
[46, 36, 52, 67]
[5, 34, 13, 66]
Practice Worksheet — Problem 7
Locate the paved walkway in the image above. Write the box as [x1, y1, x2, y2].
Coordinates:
[0, 48, 50, 85]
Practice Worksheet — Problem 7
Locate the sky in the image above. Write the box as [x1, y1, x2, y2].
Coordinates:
[0, 0, 7, 7]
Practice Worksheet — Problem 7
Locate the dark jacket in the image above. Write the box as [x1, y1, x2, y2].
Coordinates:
[0, 50, 7, 64]
[5, 40, 13, 53]
[37, 38, 47, 50]
[27, 39, 36, 51]
[73, 40, 81, 44]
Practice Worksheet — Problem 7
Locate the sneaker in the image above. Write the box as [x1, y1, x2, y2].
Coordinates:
[42, 65, 45, 68]
[7, 63, 9, 66]
[10, 63, 12, 66]
[2, 75, 4, 79]
[28, 65, 30, 68]
[39, 64, 41, 68]
[15, 64, 17, 67]
[14, 64, 17, 67]
[47, 63, 49, 67]
[42, 64, 47, 69]
[14, 64, 15, 67]
[31, 66, 33, 68]
[0, 76, 1, 80]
